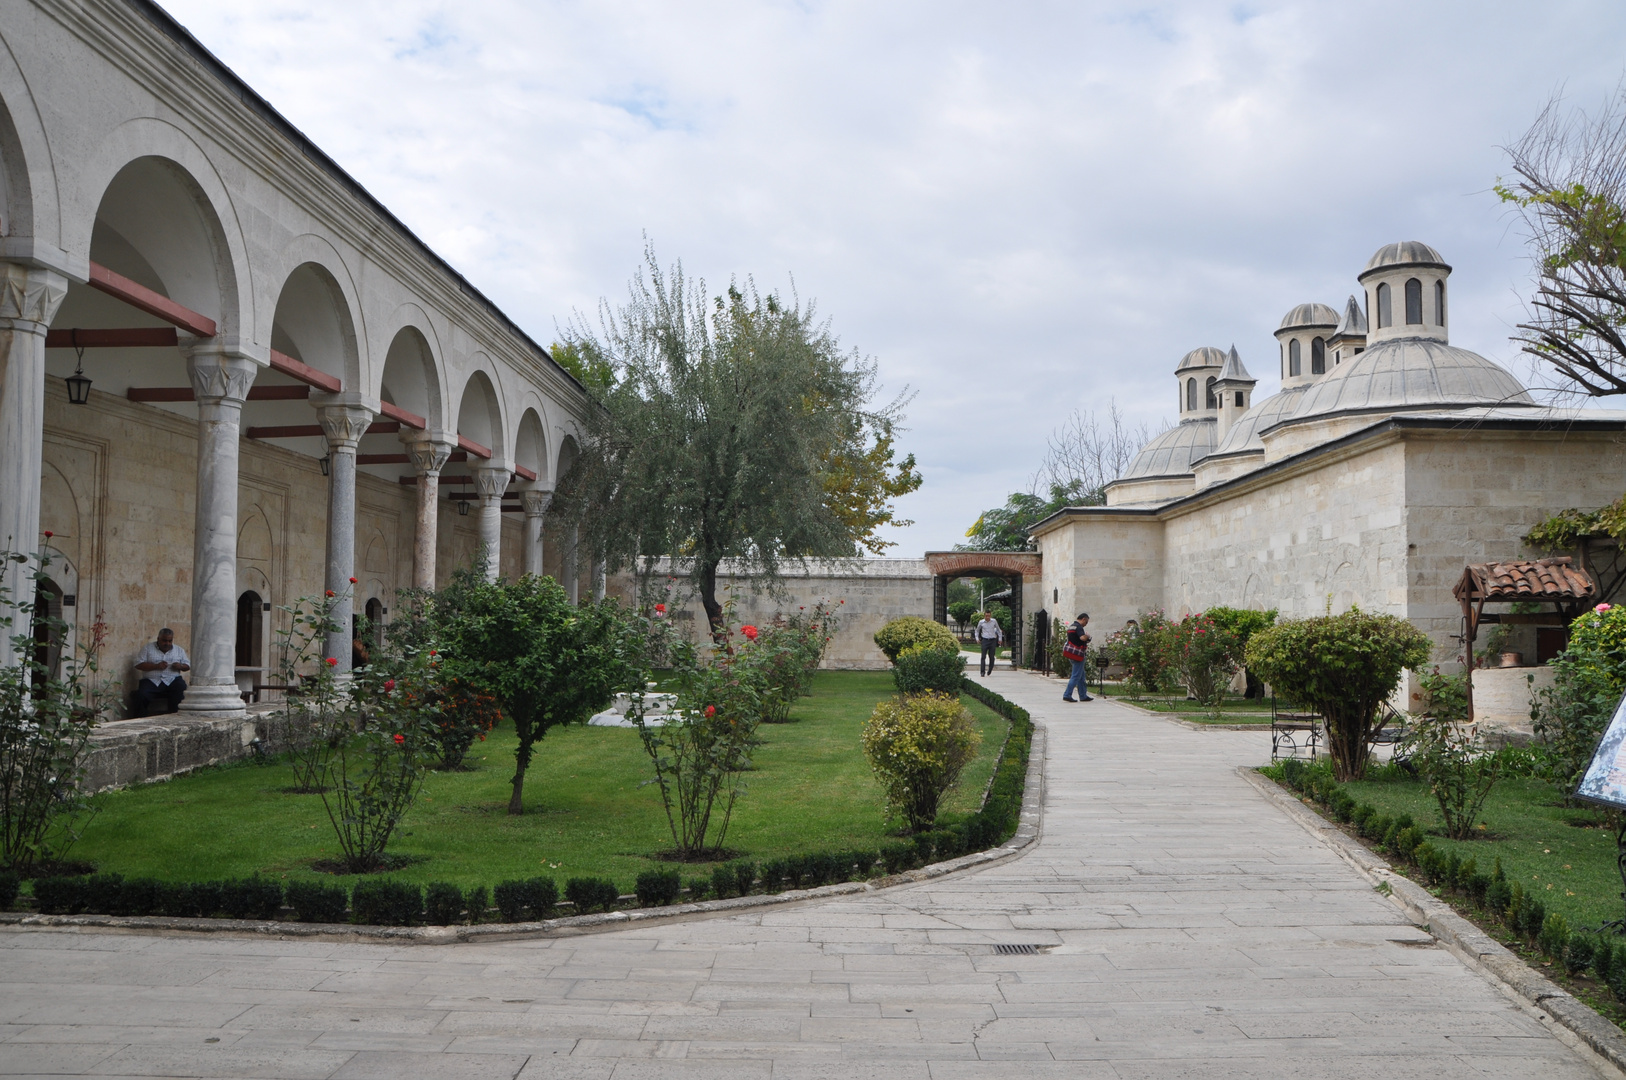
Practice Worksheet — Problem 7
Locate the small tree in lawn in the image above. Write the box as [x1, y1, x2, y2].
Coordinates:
[435, 571, 641, 815]
[1246, 609, 1431, 781]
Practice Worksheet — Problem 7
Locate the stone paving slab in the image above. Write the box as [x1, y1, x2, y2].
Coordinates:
[0, 669, 1616, 1078]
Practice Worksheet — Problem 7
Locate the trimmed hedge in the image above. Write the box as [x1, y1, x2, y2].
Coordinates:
[493, 877, 558, 922]
[351, 880, 422, 926]
[287, 880, 348, 923]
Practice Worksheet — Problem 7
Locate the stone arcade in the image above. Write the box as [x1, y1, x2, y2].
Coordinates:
[0, 0, 600, 778]
[1032, 241, 1626, 721]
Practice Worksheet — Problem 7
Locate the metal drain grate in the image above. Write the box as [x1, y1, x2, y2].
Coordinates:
[994, 944, 1043, 955]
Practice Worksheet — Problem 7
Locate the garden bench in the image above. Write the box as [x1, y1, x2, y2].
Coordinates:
[1270, 702, 1322, 762]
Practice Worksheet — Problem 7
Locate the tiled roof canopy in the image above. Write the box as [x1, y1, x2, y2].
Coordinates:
[1452, 558, 1596, 603]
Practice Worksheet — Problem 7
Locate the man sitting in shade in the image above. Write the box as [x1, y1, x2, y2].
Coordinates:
[132, 627, 190, 717]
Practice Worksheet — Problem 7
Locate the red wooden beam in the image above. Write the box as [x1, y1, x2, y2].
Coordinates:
[514, 465, 538, 482]
[247, 421, 402, 440]
[129, 385, 312, 404]
[457, 434, 492, 459]
[45, 327, 179, 349]
[88, 262, 216, 338]
[378, 400, 426, 429]
[268, 348, 342, 394]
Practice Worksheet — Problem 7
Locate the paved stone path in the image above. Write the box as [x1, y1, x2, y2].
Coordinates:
[0, 671, 1606, 1078]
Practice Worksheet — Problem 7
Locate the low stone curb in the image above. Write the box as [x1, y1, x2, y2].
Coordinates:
[1240, 766, 1626, 1080]
[0, 724, 1047, 947]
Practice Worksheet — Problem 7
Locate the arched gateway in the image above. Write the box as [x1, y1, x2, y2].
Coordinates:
[923, 551, 1042, 669]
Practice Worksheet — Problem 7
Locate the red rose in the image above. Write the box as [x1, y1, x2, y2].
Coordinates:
[325, 657, 337, 667]
[384, 679, 396, 691]
[705, 705, 716, 718]
[741, 625, 758, 640]
[325, 590, 335, 598]
[349, 576, 358, 584]
[393, 733, 405, 745]
[429, 649, 438, 656]
[42, 531, 52, 539]
[655, 603, 666, 613]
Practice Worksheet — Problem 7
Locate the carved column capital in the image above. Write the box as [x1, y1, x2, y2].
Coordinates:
[0, 263, 67, 330]
[404, 434, 456, 476]
[316, 404, 377, 450]
[520, 489, 553, 517]
[185, 347, 259, 406]
[472, 466, 509, 500]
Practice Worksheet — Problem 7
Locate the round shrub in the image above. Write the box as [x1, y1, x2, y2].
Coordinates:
[862, 691, 982, 832]
[893, 644, 966, 695]
[1245, 609, 1431, 780]
[874, 617, 958, 664]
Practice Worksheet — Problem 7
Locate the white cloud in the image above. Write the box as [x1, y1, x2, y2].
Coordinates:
[161, 0, 1626, 551]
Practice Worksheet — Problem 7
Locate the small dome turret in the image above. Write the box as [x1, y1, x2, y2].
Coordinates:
[1359, 241, 1451, 345]
[1273, 301, 1338, 390]
[1173, 346, 1227, 418]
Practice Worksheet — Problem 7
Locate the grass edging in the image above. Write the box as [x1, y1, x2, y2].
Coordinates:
[1239, 766, 1626, 1077]
[0, 684, 1045, 945]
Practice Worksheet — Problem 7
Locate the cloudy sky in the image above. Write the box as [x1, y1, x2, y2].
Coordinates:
[163, 0, 1626, 554]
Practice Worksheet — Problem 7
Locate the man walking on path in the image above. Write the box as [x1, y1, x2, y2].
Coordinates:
[1062, 612, 1093, 702]
[973, 611, 1004, 677]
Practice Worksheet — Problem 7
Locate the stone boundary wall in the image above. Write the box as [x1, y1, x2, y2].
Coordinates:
[613, 558, 935, 670]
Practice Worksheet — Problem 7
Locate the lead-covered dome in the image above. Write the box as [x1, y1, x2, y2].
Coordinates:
[1360, 241, 1450, 279]
[1176, 346, 1227, 371]
[1211, 385, 1311, 455]
[1121, 419, 1217, 479]
[1291, 338, 1535, 420]
[1277, 303, 1339, 331]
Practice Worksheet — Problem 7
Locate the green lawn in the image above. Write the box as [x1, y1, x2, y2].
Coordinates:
[1330, 773, 1623, 931]
[65, 671, 1008, 891]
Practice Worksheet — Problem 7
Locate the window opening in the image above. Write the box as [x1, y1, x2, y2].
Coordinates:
[1311, 336, 1326, 375]
[1435, 280, 1445, 325]
[236, 591, 263, 671]
[1234, 391, 1244, 407]
[1204, 377, 1217, 410]
[1186, 377, 1196, 411]
[1376, 282, 1392, 328]
[1405, 278, 1422, 324]
[1288, 339, 1301, 376]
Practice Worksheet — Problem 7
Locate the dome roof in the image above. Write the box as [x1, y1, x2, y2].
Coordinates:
[1121, 418, 1218, 479]
[1176, 346, 1228, 371]
[1211, 385, 1311, 455]
[1291, 337, 1535, 420]
[1277, 302, 1339, 331]
[1359, 241, 1451, 279]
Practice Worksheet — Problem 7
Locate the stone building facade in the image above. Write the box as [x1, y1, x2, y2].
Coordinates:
[1032, 241, 1626, 719]
[0, 0, 595, 733]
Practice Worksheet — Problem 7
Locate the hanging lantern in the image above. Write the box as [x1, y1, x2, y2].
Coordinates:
[64, 333, 90, 405]
[319, 455, 331, 477]
[457, 498, 471, 516]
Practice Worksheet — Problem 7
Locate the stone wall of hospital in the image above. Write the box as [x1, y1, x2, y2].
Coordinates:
[615, 559, 935, 670]
[1034, 514, 1165, 644]
[37, 389, 587, 709]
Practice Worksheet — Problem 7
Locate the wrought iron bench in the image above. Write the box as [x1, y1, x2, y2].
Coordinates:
[1271, 700, 1322, 762]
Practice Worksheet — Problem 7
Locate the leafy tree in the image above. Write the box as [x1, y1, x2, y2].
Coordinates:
[1499, 86, 1626, 397]
[960, 488, 1067, 552]
[1246, 609, 1431, 781]
[946, 600, 979, 633]
[946, 579, 977, 609]
[434, 571, 640, 814]
[548, 339, 615, 392]
[559, 247, 912, 633]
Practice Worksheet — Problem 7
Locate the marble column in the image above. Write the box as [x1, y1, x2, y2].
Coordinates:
[563, 525, 580, 604]
[0, 263, 67, 665]
[404, 434, 455, 591]
[520, 488, 551, 578]
[317, 402, 376, 673]
[473, 466, 507, 582]
[180, 346, 260, 715]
